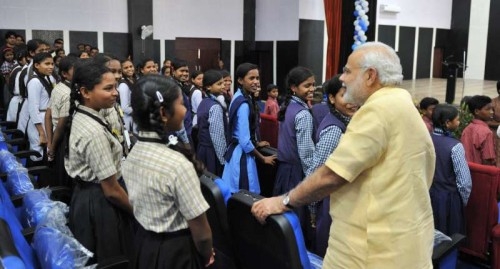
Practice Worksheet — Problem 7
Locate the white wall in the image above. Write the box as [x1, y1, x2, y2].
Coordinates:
[0, 0, 128, 32]
[299, 0, 325, 20]
[255, 0, 299, 41]
[377, 0, 452, 29]
[465, 0, 490, 80]
[153, 0, 243, 40]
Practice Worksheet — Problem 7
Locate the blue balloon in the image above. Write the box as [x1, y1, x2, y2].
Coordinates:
[352, 44, 358, 50]
[354, 10, 359, 17]
[359, 20, 365, 28]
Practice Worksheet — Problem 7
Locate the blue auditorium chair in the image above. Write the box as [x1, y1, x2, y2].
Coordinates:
[0, 218, 26, 269]
[227, 190, 322, 269]
[199, 171, 236, 269]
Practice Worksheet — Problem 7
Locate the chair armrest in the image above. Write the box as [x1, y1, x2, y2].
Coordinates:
[49, 186, 73, 205]
[13, 150, 42, 160]
[22, 226, 35, 242]
[432, 233, 466, 261]
[3, 129, 25, 139]
[0, 121, 18, 130]
[97, 255, 129, 269]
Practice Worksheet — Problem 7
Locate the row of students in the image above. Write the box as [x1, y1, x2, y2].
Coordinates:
[58, 58, 214, 267]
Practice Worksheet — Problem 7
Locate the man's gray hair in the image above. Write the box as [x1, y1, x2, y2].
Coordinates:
[355, 42, 403, 86]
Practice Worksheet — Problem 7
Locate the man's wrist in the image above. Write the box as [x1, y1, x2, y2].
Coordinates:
[282, 191, 295, 210]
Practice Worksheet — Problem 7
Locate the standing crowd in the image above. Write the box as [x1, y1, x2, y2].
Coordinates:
[1, 31, 495, 268]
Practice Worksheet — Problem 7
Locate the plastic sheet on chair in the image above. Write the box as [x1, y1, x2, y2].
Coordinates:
[0, 150, 18, 173]
[33, 206, 93, 269]
[434, 229, 452, 247]
[23, 189, 68, 228]
[6, 166, 34, 196]
[0, 133, 8, 151]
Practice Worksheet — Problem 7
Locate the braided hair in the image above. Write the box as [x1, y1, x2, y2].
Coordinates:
[322, 74, 350, 126]
[31, 52, 55, 97]
[278, 66, 314, 121]
[131, 74, 205, 175]
[432, 104, 459, 134]
[64, 59, 111, 157]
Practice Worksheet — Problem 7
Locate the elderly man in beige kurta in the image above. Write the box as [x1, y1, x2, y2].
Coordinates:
[252, 41, 435, 269]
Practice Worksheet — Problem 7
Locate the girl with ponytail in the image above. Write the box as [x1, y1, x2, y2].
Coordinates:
[64, 59, 134, 264]
[222, 63, 276, 194]
[25, 52, 55, 163]
[122, 74, 214, 268]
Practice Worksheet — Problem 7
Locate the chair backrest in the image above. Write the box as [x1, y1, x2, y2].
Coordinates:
[256, 146, 277, 197]
[259, 113, 279, 148]
[461, 162, 500, 260]
[0, 184, 36, 269]
[227, 190, 313, 269]
[199, 171, 236, 269]
[0, 218, 25, 268]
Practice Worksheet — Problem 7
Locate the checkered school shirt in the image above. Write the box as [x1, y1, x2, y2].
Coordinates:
[122, 131, 209, 233]
[290, 96, 315, 175]
[64, 105, 123, 183]
[48, 82, 71, 127]
[208, 95, 227, 165]
[433, 128, 472, 204]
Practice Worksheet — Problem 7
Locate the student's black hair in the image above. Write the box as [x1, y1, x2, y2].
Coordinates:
[266, 84, 278, 92]
[171, 59, 188, 71]
[136, 58, 155, 75]
[220, 69, 230, 78]
[278, 66, 314, 121]
[32, 52, 54, 96]
[54, 38, 63, 45]
[120, 58, 137, 86]
[467, 95, 492, 114]
[419, 97, 439, 110]
[64, 60, 111, 157]
[131, 74, 205, 175]
[432, 104, 458, 131]
[77, 51, 89, 58]
[53, 55, 62, 64]
[58, 56, 78, 81]
[26, 39, 45, 54]
[235, 63, 260, 115]
[497, 80, 500, 91]
[1, 47, 13, 60]
[55, 48, 65, 55]
[203, 70, 223, 93]
[322, 74, 349, 126]
[160, 65, 171, 76]
[190, 70, 203, 80]
[4, 31, 16, 40]
[14, 49, 28, 62]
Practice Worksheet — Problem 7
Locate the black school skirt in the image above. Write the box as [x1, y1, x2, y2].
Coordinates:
[131, 224, 204, 269]
[68, 182, 134, 265]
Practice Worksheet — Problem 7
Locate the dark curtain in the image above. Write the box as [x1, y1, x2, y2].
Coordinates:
[338, 0, 377, 71]
[324, 0, 343, 79]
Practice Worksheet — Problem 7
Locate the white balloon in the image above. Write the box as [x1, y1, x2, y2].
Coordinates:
[354, 20, 359, 26]
[355, 5, 362, 11]
[355, 41, 362, 45]
[358, 10, 365, 16]
[362, 15, 368, 21]
[355, 25, 361, 31]
[358, 30, 365, 36]
[361, 35, 368, 42]
[362, 1, 369, 7]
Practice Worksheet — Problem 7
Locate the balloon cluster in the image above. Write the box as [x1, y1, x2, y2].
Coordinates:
[353, 0, 370, 50]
